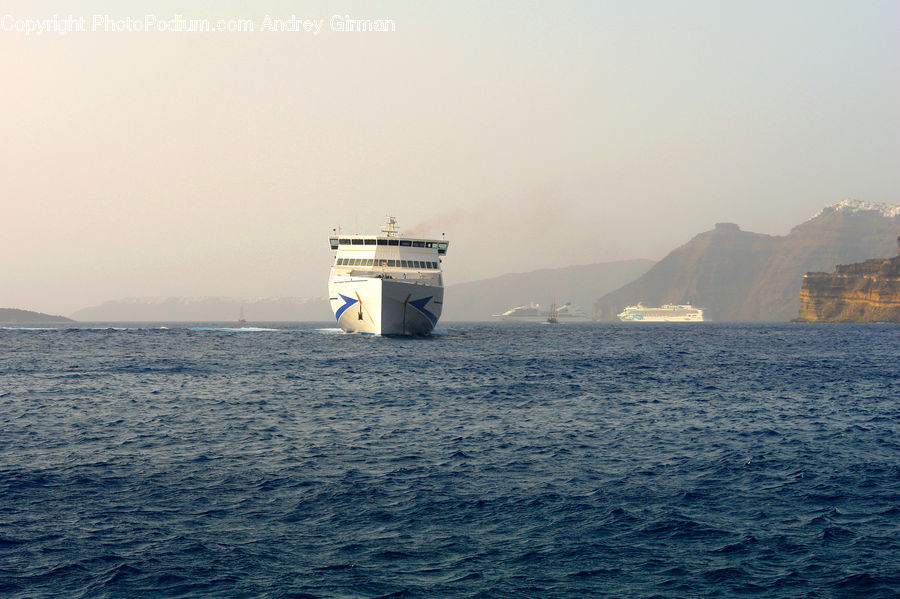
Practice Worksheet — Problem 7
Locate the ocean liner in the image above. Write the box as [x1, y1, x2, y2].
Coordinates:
[493, 302, 590, 322]
[328, 217, 449, 335]
[617, 303, 704, 322]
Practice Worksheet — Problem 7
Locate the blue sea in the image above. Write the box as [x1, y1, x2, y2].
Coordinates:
[2, 322, 899, 598]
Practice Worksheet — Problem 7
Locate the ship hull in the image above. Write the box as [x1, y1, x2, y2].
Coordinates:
[617, 304, 704, 322]
[618, 314, 703, 322]
[328, 277, 443, 335]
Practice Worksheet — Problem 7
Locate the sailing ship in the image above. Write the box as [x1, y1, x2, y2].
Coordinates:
[546, 302, 559, 324]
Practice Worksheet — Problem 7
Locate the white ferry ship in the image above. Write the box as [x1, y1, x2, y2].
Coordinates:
[328, 217, 449, 335]
[617, 303, 704, 322]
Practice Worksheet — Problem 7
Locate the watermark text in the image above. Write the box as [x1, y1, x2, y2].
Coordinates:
[1, 13, 396, 36]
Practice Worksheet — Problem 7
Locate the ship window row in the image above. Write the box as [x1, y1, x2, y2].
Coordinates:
[336, 258, 438, 269]
[330, 238, 447, 254]
[335, 238, 439, 248]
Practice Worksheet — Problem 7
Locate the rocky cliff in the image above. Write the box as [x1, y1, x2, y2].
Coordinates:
[796, 238, 900, 322]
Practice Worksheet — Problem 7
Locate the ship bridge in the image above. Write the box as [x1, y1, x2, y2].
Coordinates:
[328, 217, 448, 283]
[328, 236, 448, 255]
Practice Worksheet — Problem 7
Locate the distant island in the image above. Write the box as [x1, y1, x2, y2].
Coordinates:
[0, 308, 73, 323]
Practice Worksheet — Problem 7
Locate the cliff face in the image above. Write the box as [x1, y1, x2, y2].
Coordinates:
[797, 239, 900, 322]
[594, 201, 900, 322]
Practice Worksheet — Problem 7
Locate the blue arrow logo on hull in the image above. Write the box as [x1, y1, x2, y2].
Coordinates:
[408, 296, 437, 325]
[334, 294, 359, 321]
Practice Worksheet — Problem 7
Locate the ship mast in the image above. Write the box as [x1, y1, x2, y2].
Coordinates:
[381, 216, 399, 237]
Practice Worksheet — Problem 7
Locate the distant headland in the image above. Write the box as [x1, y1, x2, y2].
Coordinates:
[0, 308, 74, 323]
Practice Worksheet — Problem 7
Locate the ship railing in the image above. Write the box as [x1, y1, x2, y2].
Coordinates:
[346, 269, 440, 284]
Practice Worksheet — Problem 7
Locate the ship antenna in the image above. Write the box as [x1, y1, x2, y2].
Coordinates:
[382, 215, 399, 238]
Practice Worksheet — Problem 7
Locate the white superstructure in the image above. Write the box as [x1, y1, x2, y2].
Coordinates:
[328, 217, 449, 335]
[617, 303, 704, 322]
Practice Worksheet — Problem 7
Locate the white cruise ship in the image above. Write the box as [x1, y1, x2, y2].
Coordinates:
[493, 302, 590, 322]
[617, 303, 704, 322]
[328, 217, 449, 335]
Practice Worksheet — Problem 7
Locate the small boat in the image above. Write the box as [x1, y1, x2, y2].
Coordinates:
[546, 302, 559, 324]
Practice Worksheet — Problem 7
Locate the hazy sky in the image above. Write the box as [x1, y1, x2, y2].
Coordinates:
[2, 0, 899, 315]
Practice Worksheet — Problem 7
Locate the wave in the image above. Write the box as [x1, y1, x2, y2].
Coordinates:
[188, 327, 280, 332]
[3, 323, 900, 597]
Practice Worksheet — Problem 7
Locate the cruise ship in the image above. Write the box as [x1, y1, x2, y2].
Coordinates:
[617, 303, 704, 322]
[328, 217, 449, 335]
[493, 302, 590, 322]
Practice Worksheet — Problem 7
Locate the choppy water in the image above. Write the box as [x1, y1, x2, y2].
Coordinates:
[1, 322, 899, 598]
